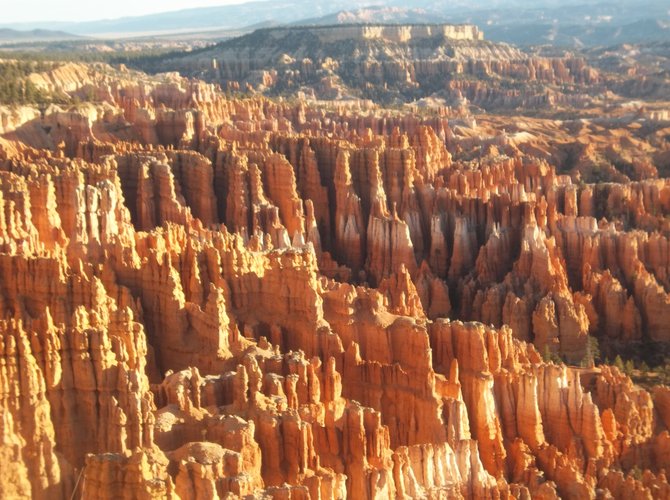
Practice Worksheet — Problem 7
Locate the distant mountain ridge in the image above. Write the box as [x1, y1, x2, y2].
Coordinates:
[294, 7, 444, 26]
[0, 28, 83, 43]
[297, 4, 670, 47]
[0, 0, 383, 36]
[0, 0, 668, 46]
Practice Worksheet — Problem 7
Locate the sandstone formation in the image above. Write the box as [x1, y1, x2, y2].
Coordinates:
[0, 56, 670, 499]
[149, 24, 601, 110]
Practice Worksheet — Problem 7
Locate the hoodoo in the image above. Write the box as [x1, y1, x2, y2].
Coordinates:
[0, 9, 670, 500]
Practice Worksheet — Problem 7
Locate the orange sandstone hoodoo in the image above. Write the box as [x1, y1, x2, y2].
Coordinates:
[0, 59, 670, 499]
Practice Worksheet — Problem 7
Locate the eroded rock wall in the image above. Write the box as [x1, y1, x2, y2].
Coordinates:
[1, 67, 670, 499]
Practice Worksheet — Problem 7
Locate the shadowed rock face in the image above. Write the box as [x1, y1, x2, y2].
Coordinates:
[1, 62, 670, 499]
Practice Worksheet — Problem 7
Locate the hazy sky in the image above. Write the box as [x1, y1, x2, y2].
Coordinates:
[4, 0, 250, 23]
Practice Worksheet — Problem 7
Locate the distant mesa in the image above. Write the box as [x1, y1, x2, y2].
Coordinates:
[265, 23, 485, 43]
[147, 21, 598, 109]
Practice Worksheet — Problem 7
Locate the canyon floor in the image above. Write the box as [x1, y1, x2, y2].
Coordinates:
[1, 23, 670, 500]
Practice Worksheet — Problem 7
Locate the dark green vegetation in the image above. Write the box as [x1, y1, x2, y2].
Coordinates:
[543, 334, 670, 391]
[0, 43, 187, 65]
[0, 61, 55, 104]
[0, 47, 196, 106]
[601, 341, 670, 389]
[542, 335, 601, 369]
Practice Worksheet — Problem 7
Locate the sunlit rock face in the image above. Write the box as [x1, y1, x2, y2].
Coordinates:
[1, 60, 670, 499]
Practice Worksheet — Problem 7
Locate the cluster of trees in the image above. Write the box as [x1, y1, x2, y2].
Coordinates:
[542, 335, 601, 368]
[0, 78, 49, 104]
[609, 355, 645, 374]
[0, 48, 184, 106]
[0, 46, 189, 67]
[609, 354, 670, 387]
[539, 335, 670, 392]
[0, 61, 53, 104]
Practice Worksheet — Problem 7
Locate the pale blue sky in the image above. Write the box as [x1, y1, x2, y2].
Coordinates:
[4, 0, 250, 23]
